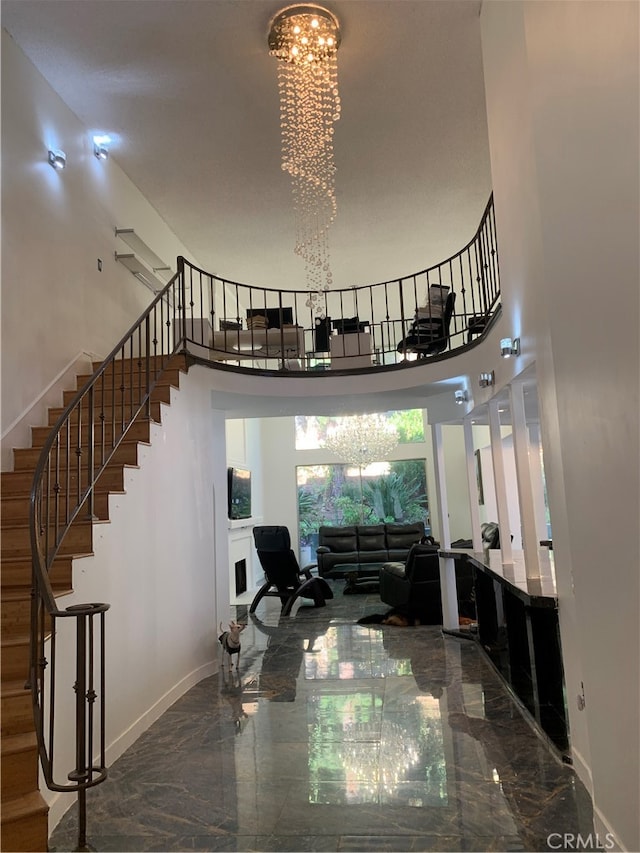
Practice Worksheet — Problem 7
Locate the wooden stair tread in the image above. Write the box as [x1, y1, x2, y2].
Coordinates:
[2, 461, 138, 480]
[0, 789, 48, 821]
[1, 518, 93, 532]
[1, 680, 31, 699]
[91, 353, 186, 371]
[31, 420, 152, 448]
[1, 635, 30, 648]
[76, 368, 182, 385]
[0, 590, 31, 605]
[1, 731, 37, 756]
[0, 352, 181, 847]
[2, 558, 73, 595]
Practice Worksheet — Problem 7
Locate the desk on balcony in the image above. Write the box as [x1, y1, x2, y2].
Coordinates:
[210, 326, 305, 361]
[330, 332, 372, 369]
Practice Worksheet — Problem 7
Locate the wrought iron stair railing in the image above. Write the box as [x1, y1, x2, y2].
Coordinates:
[28, 194, 499, 851]
[28, 279, 185, 850]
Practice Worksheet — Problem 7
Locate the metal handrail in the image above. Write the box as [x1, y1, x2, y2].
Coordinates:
[28, 195, 499, 850]
[178, 195, 499, 369]
[28, 266, 187, 849]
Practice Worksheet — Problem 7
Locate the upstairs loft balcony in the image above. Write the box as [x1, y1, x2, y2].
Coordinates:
[27, 195, 499, 849]
[174, 195, 500, 373]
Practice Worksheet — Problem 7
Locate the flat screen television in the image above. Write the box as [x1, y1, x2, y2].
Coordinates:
[227, 466, 252, 520]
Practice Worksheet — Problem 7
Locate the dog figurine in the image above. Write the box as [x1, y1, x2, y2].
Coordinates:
[218, 620, 246, 670]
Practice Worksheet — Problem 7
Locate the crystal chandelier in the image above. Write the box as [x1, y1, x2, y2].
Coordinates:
[324, 414, 399, 468]
[268, 4, 341, 316]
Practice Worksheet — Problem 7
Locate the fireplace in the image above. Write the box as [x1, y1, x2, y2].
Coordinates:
[235, 558, 247, 596]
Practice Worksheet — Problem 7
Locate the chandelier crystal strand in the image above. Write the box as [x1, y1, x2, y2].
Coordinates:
[269, 5, 341, 316]
[324, 414, 400, 468]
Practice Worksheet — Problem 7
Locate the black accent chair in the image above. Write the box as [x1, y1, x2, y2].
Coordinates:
[397, 291, 456, 358]
[379, 542, 474, 623]
[250, 526, 334, 617]
[467, 313, 490, 342]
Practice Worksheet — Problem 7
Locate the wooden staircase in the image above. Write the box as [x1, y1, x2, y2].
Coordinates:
[0, 355, 186, 852]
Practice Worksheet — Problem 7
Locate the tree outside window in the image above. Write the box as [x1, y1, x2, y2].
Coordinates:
[297, 459, 429, 561]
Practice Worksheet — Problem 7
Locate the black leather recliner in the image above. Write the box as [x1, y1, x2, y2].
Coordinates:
[379, 542, 475, 623]
[250, 526, 334, 616]
[379, 543, 442, 622]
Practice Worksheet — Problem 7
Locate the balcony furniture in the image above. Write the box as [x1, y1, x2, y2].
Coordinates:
[467, 313, 490, 342]
[379, 543, 475, 623]
[210, 326, 305, 361]
[250, 526, 334, 616]
[313, 316, 332, 352]
[330, 331, 372, 369]
[331, 317, 370, 334]
[397, 289, 456, 358]
[246, 307, 294, 328]
[316, 522, 425, 577]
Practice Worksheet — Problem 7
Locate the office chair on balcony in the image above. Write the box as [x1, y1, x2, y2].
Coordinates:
[397, 289, 456, 358]
[250, 526, 334, 616]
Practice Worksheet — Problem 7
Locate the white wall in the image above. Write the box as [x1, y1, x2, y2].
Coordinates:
[0, 36, 232, 833]
[225, 417, 265, 597]
[1, 32, 200, 466]
[481, 2, 639, 849]
[45, 367, 223, 831]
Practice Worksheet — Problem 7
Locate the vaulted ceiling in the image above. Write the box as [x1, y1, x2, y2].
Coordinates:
[2, 0, 492, 292]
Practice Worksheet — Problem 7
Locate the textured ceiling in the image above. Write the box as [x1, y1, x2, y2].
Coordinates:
[2, 0, 492, 292]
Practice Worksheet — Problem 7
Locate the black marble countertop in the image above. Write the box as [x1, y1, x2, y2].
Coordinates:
[439, 547, 558, 607]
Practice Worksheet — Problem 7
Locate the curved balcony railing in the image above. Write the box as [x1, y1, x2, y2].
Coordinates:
[178, 194, 500, 371]
[29, 194, 499, 850]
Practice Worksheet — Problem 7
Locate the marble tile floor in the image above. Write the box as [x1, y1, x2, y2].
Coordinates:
[49, 584, 595, 853]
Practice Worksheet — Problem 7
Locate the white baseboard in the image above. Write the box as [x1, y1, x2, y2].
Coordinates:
[45, 659, 218, 833]
[570, 744, 593, 794]
[570, 749, 626, 852]
[593, 803, 626, 852]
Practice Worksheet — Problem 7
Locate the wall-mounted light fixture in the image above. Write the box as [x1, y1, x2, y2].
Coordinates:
[93, 135, 111, 160]
[454, 390, 469, 405]
[48, 149, 66, 170]
[500, 337, 520, 358]
[479, 371, 495, 388]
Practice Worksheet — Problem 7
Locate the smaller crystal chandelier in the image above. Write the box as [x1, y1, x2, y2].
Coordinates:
[268, 4, 341, 317]
[324, 414, 399, 468]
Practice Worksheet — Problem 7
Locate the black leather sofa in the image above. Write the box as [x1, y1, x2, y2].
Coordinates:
[315, 522, 425, 577]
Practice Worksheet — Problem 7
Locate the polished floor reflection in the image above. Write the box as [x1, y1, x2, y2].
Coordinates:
[50, 585, 594, 852]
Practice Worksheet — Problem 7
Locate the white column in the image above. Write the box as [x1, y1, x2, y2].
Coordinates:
[463, 417, 483, 550]
[488, 398, 513, 565]
[510, 381, 541, 581]
[431, 423, 459, 630]
[528, 421, 549, 542]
